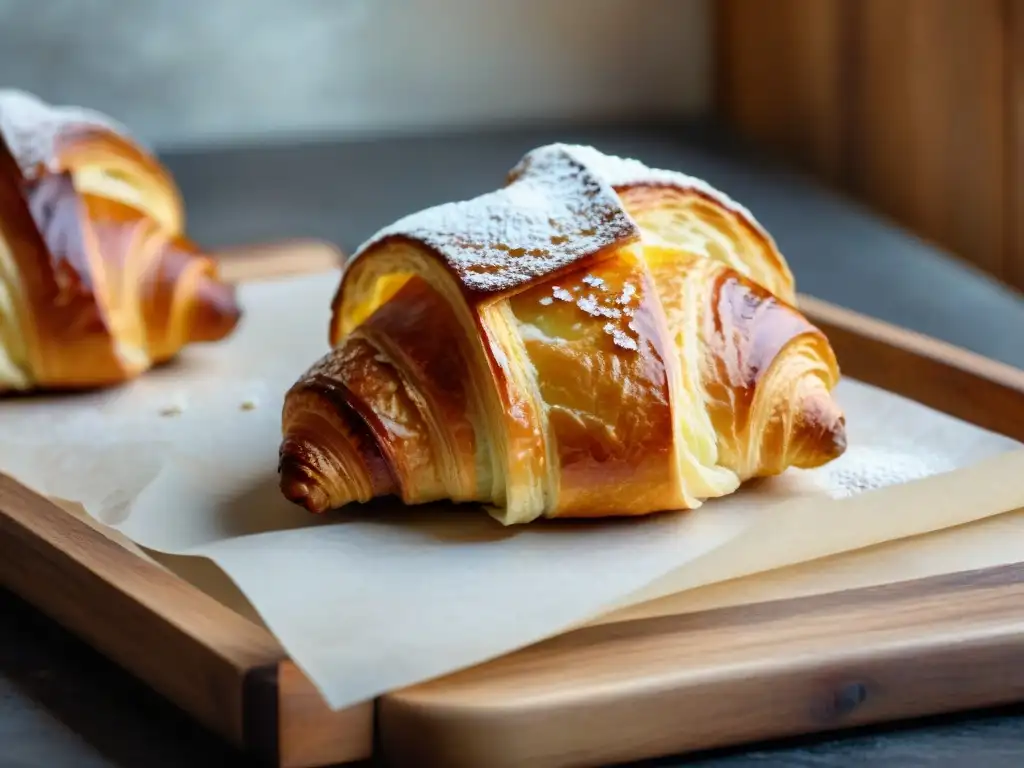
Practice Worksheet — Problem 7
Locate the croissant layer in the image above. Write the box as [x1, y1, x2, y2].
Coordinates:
[280, 144, 846, 524]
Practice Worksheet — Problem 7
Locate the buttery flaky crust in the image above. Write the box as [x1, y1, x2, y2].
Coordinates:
[280, 144, 846, 525]
[0, 90, 240, 392]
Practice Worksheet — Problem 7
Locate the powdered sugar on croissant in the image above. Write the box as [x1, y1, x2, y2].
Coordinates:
[280, 144, 845, 524]
[0, 90, 240, 392]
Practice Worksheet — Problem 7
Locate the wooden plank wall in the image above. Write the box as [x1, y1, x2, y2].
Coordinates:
[716, 0, 1023, 292]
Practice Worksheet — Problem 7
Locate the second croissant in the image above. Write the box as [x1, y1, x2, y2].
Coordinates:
[0, 90, 241, 393]
[279, 144, 847, 525]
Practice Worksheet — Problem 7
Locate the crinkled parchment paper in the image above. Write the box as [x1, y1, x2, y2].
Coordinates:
[1, 272, 1022, 710]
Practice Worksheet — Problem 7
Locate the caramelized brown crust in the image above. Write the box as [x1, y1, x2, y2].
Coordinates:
[650, 249, 844, 481]
[506, 250, 680, 518]
[282, 276, 496, 512]
[280, 367, 399, 513]
[0, 92, 240, 392]
[280, 144, 846, 524]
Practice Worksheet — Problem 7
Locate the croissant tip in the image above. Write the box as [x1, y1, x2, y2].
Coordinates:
[798, 404, 848, 469]
[187, 275, 243, 344]
[285, 480, 331, 514]
[829, 415, 848, 458]
[279, 451, 334, 514]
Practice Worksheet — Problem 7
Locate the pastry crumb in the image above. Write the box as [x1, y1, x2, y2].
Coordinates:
[240, 399, 258, 411]
[159, 405, 184, 417]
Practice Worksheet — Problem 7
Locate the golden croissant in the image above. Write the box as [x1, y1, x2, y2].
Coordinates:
[279, 144, 846, 525]
[0, 90, 241, 392]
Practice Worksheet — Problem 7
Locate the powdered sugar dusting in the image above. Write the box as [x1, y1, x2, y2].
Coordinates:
[617, 282, 637, 305]
[576, 294, 599, 314]
[776, 444, 963, 501]
[550, 266, 645, 352]
[351, 144, 639, 295]
[551, 286, 574, 302]
[0, 90, 131, 179]
[345, 142, 771, 297]
[555, 143, 766, 236]
[823, 446, 959, 498]
[577, 293, 621, 320]
[604, 322, 638, 351]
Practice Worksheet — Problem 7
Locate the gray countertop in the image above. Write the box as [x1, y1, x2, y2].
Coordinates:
[2, 122, 1023, 768]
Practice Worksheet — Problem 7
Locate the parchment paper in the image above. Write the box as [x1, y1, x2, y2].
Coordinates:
[598, 507, 1024, 626]
[1, 271, 1022, 710]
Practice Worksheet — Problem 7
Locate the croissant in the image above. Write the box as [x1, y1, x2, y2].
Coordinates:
[279, 144, 846, 525]
[0, 90, 240, 392]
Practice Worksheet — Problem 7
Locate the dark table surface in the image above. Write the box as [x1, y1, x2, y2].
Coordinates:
[3, 122, 1024, 768]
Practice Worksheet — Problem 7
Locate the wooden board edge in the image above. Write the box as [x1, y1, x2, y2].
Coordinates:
[379, 562, 1024, 768]
[798, 292, 1024, 441]
[274, 661, 375, 768]
[0, 472, 286, 748]
[243, 663, 283, 764]
[798, 292, 1024, 385]
[0, 472, 377, 768]
[212, 239, 344, 284]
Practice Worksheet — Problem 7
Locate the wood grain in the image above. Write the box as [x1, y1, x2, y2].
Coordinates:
[380, 563, 1024, 768]
[716, 0, 1016, 287]
[854, 0, 1006, 277]
[0, 472, 284, 746]
[1010, 0, 1024, 291]
[852, 0, 946, 240]
[277, 661, 374, 768]
[716, 0, 848, 182]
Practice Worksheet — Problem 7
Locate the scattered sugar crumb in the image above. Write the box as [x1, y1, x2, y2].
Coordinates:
[551, 286, 573, 302]
[577, 294, 599, 314]
[604, 323, 639, 351]
[819, 446, 958, 499]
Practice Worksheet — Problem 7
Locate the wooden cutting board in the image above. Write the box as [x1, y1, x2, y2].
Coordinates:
[2, 241, 1024, 768]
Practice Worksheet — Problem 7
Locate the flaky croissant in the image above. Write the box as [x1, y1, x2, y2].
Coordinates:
[0, 90, 240, 392]
[279, 144, 846, 525]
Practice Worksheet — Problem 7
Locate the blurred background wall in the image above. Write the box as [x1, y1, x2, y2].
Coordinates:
[1, 0, 1019, 292]
[717, 0, 1023, 292]
[0, 0, 711, 149]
